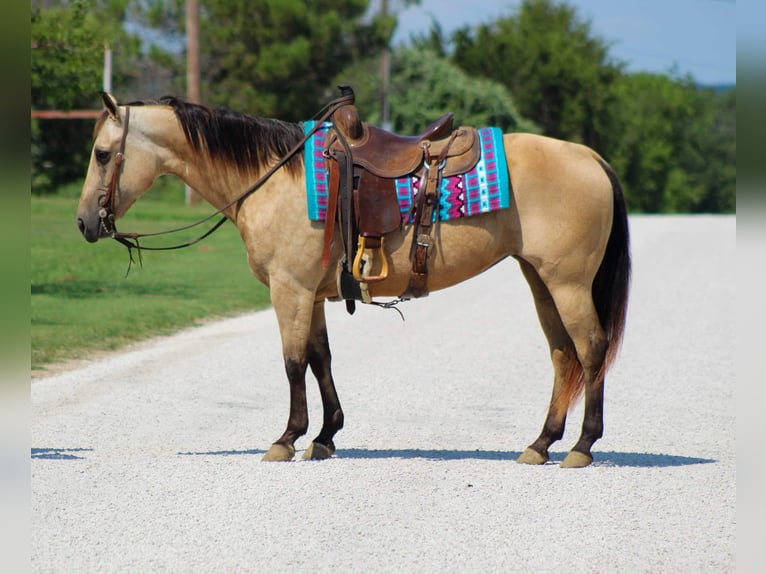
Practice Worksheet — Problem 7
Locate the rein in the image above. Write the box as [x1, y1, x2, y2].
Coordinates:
[99, 91, 356, 272]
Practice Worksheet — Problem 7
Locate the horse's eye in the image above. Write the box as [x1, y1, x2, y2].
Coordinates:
[95, 149, 111, 165]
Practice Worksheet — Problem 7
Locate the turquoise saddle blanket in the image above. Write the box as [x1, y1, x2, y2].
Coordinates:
[303, 121, 510, 223]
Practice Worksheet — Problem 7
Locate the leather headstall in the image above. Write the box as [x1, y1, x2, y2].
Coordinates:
[98, 106, 131, 238]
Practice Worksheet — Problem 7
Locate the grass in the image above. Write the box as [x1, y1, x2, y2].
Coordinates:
[31, 178, 271, 373]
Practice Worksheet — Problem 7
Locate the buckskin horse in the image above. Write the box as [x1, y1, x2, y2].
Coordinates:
[76, 90, 630, 467]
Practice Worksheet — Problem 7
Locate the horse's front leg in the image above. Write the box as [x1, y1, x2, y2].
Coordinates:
[303, 300, 344, 460]
[262, 281, 316, 462]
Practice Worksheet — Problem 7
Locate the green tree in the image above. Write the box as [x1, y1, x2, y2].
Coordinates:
[32, 1, 103, 110]
[607, 73, 735, 213]
[31, 0, 140, 193]
[450, 0, 621, 150]
[337, 47, 538, 135]
[210, 0, 387, 118]
[689, 87, 736, 213]
[139, 0, 391, 120]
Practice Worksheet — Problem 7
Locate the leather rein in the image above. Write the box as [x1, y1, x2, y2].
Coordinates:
[97, 92, 355, 271]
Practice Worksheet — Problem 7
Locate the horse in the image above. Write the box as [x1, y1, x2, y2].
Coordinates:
[76, 91, 630, 467]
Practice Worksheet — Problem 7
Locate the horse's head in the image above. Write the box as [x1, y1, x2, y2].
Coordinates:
[76, 93, 159, 242]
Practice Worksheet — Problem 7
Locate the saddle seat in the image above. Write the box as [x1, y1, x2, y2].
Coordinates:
[331, 105, 480, 178]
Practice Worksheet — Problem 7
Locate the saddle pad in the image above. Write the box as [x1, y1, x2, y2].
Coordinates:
[303, 121, 510, 223]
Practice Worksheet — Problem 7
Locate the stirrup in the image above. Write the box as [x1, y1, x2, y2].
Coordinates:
[352, 236, 389, 283]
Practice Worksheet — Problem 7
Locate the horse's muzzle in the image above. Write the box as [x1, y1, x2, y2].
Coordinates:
[77, 213, 111, 243]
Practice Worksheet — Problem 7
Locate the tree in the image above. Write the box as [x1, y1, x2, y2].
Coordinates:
[443, 0, 734, 214]
[31, 0, 141, 193]
[607, 73, 735, 213]
[338, 47, 537, 135]
[687, 87, 736, 213]
[450, 0, 621, 150]
[137, 0, 391, 120]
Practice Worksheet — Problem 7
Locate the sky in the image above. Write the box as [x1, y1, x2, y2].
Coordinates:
[387, 0, 736, 86]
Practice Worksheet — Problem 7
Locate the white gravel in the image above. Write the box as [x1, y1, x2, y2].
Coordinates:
[31, 215, 736, 573]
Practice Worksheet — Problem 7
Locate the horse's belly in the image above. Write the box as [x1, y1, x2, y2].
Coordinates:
[367, 213, 518, 297]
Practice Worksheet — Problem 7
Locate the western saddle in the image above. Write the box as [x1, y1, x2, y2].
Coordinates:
[323, 85, 481, 311]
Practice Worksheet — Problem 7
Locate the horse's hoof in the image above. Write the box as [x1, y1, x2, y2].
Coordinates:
[517, 448, 548, 465]
[262, 443, 295, 462]
[302, 442, 335, 460]
[560, 450, 593, 468]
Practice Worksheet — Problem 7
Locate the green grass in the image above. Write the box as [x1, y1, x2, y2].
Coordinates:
[31, 179, 271, 372]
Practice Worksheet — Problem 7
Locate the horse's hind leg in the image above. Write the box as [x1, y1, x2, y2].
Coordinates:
[303, 301, 344, 460]
[515, 259, 576, 465]
[546, 281, 609, 468]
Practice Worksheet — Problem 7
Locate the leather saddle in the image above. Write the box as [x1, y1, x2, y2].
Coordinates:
[331, 105, 479, 178]
[323, 86, 482, 308]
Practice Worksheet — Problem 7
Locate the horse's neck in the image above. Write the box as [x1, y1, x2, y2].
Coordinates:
[144, 107, 254, 213]
[141, 106, 303, 219]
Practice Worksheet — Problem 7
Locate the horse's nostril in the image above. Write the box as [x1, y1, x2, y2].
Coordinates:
[77, 217, 86, 236]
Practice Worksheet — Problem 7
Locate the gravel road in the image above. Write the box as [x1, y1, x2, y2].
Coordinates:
[32, 215, 736, 573]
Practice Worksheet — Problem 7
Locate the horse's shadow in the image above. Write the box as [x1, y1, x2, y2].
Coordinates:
[31, 447, 93, 460]
[31, 447, 714, 467]
[176, 448, 715, 468]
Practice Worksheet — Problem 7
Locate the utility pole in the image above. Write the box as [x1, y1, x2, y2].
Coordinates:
[103, 43, 112, 93]
[380, 0, 392, 132]
[185, 0, 201, 205]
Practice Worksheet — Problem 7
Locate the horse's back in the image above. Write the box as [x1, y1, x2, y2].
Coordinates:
[503, 132, 610, 205]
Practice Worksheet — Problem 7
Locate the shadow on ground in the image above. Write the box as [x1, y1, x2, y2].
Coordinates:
[174, 448, 715, 467]
[31, 447, 93, 460]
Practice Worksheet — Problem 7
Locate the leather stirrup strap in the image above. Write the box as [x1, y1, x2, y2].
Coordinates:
[336, 152, 355, 264]
[332, 150, 358, 314]
[402, 157, 441, 299]
[322, 160, 340, 267]
[402, 132, 461, 299]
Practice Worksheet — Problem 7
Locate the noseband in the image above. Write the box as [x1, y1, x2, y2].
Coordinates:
[97, 106, 131, 237]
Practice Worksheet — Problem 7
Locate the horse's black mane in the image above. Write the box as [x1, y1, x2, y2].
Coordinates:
[128, 96, 305, 175]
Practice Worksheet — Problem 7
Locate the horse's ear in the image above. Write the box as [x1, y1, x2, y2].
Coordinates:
[101, 92, 120, 121]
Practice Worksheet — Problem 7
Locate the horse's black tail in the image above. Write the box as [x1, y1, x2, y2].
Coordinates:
[593, 158, 631, 375]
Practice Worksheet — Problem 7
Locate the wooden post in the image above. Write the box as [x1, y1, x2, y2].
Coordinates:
[185, 0, 202, 205]
[103, 43, 112, 93]
[380, 0, 392, 132]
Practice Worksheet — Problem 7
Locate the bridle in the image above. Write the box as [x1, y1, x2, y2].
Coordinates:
[97, 106, 130, 239]
[95, 90, 355, 273]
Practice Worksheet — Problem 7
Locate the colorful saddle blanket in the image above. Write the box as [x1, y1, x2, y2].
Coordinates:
[303, 122, 510, 223]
